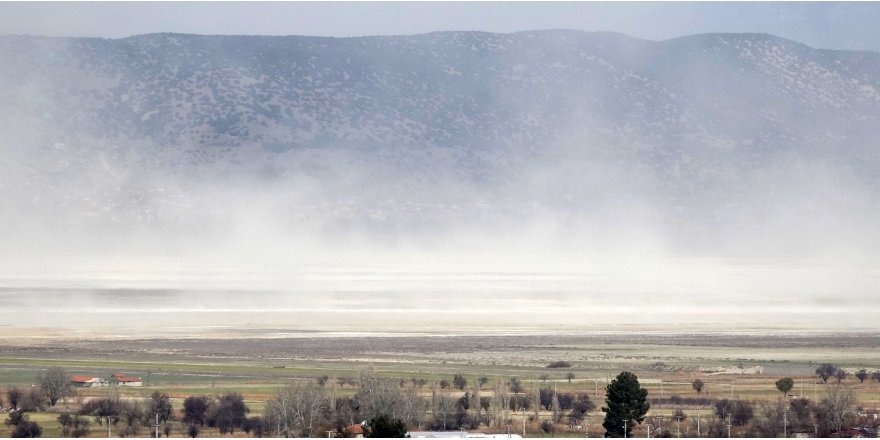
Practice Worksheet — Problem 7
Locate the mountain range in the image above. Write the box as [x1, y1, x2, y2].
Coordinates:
[1, 30, 878, 252]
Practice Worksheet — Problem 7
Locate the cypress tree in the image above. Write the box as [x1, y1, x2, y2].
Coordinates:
[602, 371, 650, 438]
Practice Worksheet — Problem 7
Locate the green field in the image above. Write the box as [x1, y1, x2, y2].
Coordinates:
[1, 332, 878, 437]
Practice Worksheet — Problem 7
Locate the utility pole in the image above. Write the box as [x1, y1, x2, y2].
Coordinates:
[697, 410, 701, 437]
[783, 407, 788, 438]
[676, 415, 682, 438]
[726, 414, 732, 438]
[522, 408, 526, 437]
[623, 419, 628, 439]
[659, 380, 663, 407]
[107, 416, 113, 438]
[155, 413, 160, 438]
[647, 424, 652, 438]
[595, 378, 599, 398]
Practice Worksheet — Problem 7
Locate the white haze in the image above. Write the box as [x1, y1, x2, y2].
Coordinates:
[0, 32, 878, 336]
[1, 140, 878, 335]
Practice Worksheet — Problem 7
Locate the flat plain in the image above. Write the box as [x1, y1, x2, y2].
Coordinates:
[1, 330, 878, 437]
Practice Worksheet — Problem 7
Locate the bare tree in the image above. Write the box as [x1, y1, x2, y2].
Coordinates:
[533, 382, 540, 422]
[751, 402, 785, 438]
[834, 369, 848, 384]
[478, 377, 489, 389]
[491, 380, 510, 428]
[356, 370, 426, 427]
[565, 372, 576, 384]
[472, 385, 482, 427]
[433, 394, 455, 431]
[815, 363, 836, 384]
[453, 374, 468, 390]
[821, 385, 856, 433]
[207, 393, 249, 435]
[119, 400, 145, 437]
[149, 392, 173, 424]
[265, 383, 327, 437]
[37, 366, 74, 406]
[854, 369, 868, 383]
[182, 396, 209, 426]
[21, 386, 46, 411]
[508, 378, 523, 396]
[7, 388, 22, 411]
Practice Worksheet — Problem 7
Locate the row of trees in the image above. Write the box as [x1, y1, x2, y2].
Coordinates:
[5, 366, 877, 438]
[47, 390, 252, 437]
[604, 371, 868, 438]
[816, 363, 880, 384]
[2, 367, 76, 413]
[262, 371, 598, 437]
[4, 411, 43, 438]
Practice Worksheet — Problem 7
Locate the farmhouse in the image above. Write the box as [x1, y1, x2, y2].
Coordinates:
[343, 424, 364, 438]
[700, 365, 764, 375]
[70, 376, 108, 387]
[111, 373, 143, 387]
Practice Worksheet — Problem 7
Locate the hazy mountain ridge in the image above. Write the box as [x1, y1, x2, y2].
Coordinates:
[1, 30, 878, 252]
[3, 31, 878, 153]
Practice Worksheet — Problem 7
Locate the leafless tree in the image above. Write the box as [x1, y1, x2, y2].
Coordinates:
[855, 369, 868, 383]
[356, 370, 426, 427]
[815, 363, 836, 384]
[821, 385, 856, 433]
[6, 387, 22, 410]
[433, 394, 455, 431]
[265, 383, 327, 437]
[478, 377, 489, 389]
[37, 366, 74, 406]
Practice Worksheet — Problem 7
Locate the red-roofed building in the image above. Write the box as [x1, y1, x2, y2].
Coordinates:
[344, 423, 364, 438]
[70, 376, 108, 387]
[111, 373, 143, 387]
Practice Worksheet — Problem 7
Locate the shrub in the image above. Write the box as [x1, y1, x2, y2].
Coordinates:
[547, 361, 571, 368]
[11, 420, 42, 438]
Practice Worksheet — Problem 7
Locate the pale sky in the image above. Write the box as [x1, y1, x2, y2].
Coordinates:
[0, 2, 879, 52]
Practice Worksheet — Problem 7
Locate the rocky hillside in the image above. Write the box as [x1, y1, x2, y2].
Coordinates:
[1, 30, 878, 247]
[2, 31, 878, 153]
